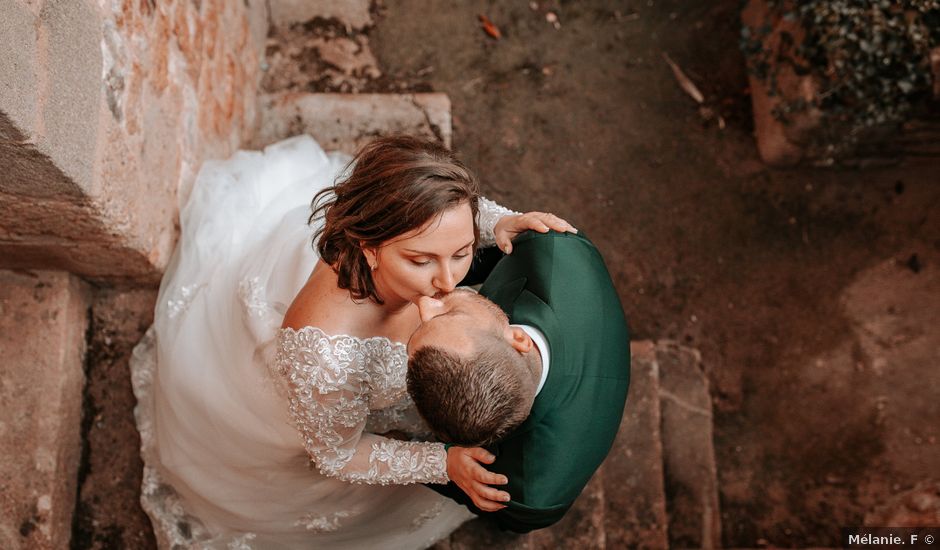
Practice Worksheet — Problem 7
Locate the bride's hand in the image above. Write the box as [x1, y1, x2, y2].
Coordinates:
[493, 212, 577, 254]
[447, 446, 510, 512]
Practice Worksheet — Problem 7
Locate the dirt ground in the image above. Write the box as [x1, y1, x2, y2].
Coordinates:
[358, 1, 938, 546]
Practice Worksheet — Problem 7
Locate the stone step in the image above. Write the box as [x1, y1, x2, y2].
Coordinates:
[603, 341, 670, 549]
[656, 340, 722, 549]
[0, 270, 90, 549]
[256, 92, 453, 153]
[268, 0, 373, 30]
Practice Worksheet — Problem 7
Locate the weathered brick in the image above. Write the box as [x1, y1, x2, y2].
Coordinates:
[0, 270, 90, 549]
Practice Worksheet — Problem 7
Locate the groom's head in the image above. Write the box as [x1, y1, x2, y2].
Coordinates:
[406, 289, 540, 446]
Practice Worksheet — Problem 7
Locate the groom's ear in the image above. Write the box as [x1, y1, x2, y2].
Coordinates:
[504, 326, 533, 354]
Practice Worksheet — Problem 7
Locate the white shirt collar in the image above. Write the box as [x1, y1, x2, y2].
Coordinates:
[514, 324, 550, 396]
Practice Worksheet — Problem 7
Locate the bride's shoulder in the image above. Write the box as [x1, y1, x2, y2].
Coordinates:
[281, 261, 369, 335]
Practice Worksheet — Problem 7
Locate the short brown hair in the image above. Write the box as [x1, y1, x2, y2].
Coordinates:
[407, 330, 531, 446]
[311, 136, 480, 304]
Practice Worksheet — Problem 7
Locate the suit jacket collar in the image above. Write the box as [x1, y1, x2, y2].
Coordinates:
[483, 277, 566, 431]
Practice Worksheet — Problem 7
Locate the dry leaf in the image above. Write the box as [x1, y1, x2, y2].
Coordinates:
[662, 53, 704, 104]
[479, 14, 501, 39]
[546, 11, 561, 29]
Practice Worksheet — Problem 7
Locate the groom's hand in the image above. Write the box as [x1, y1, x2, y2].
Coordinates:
[447, 446, 511, 512]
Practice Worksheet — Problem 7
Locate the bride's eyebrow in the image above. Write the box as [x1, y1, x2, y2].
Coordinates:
[403, 240, 474, 256]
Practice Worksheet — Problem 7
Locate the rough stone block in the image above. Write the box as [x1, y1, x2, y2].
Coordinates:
[0, 0, 267, 283]
[257, 93, 453, 154]
[604, 340, 669, 549]
[0, 270, 90, 549]
[39, 0, 102, 192]
[656, 340, 721, 549]
[269, 0, 372, 29]
[0, 0, 40, 141]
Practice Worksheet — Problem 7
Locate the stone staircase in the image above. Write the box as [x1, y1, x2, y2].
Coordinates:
[0, 1, 722, 548]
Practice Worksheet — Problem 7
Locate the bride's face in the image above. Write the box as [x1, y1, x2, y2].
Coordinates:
[364, 201, 476, 306]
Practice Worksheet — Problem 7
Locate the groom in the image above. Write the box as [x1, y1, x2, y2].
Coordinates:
[406, 229, 630, 533]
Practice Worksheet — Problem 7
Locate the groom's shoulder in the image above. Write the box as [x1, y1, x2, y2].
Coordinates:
[512, 229, 598, 254]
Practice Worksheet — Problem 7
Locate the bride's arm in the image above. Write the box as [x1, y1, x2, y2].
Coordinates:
[477, 197, 577, 253]
[276, 331, 449, 485]
[476, 197, 520, 248]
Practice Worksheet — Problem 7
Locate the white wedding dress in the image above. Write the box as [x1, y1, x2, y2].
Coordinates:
[130, 136, 514, 549]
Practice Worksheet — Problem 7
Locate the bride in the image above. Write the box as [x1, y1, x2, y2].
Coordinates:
[130, 134, 574, 549]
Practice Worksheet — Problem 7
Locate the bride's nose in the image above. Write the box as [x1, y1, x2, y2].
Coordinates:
[416, 296, 445, 323]
[432, 263, 457, 293]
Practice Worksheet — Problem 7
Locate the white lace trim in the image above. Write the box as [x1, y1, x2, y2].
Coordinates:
[275, 326, 449, 485]
[477, 196, 519, 247]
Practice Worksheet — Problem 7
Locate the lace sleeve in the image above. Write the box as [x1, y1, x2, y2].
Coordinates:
[275, 328, 450, 485]
[477, 196, 519, 248]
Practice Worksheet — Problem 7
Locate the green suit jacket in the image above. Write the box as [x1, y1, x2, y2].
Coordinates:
[433, 230, 630, 532]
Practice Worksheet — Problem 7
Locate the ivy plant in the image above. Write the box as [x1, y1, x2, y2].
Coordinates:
[741, 0, 940, 162]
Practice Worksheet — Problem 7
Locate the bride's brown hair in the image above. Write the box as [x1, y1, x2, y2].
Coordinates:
[310, 135, 480, 304]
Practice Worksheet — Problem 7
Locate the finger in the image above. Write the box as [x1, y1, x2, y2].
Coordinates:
[471, 493, 508, 512]
[497, 238, 512, 255]
[472, 481, 511, 503]
[469, 447, 496, 464]
[476, 468, 509, 485]
[531, 219, 551, 233]
[475, 499, 506, 512]
[539, 213, 577, 233]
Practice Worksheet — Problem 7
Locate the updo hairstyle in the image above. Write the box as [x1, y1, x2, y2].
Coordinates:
[310, 135, 480, 304]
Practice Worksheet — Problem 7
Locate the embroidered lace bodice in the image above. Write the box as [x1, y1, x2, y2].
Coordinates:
[274, 327, 450, 485]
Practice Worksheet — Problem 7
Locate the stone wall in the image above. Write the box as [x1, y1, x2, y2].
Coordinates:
[0, 0, 268, 283]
